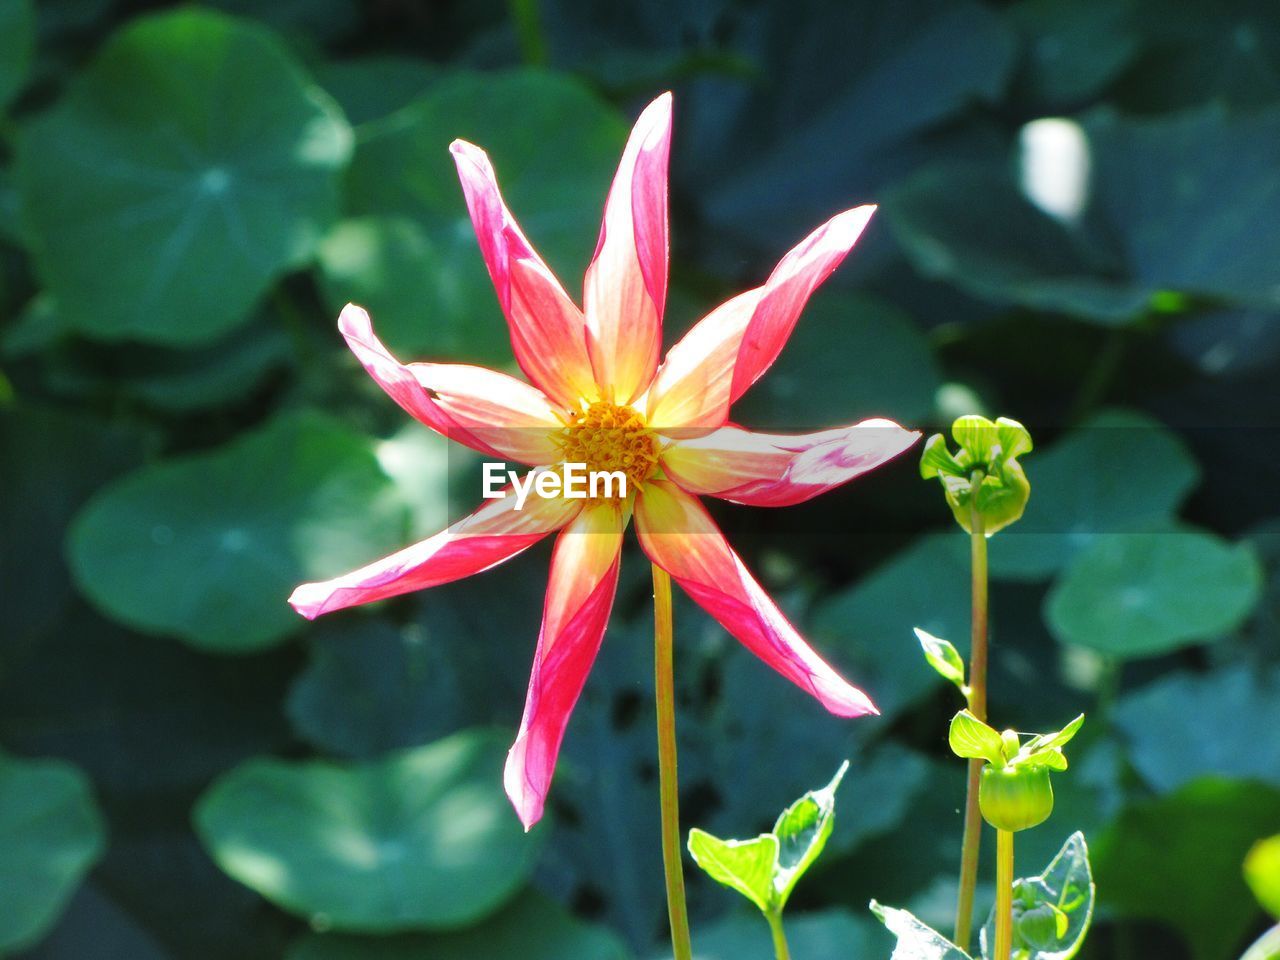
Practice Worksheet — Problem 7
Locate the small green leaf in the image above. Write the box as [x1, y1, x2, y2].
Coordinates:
[915, 627, 967, 692]
[686, 829, 779, 915]
[1024, 714, 1086, 755]
[870, 901, 973, 960]
[1245, 834, 1280, 920]
[980, 832, 1094, 960]
[949, 710, 1006, 766]
[772, 761, 848, 907]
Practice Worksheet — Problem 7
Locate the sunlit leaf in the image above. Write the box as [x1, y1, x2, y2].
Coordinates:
[1044, 529, 1262, 657]
[979, 832, 1094, 960]
[15, 9, 351, 343]
[1245, 834, 1280, 921]
[194, 730, 543, 931]
[871, 901, 972, 960]
[687, 830, 779, 914]
[67, 410, 410, 652]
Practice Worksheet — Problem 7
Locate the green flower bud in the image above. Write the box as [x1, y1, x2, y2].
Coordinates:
[1016, 902, 1067, 950]
[919, 415, 1033, 535]
[979, 764, 1054, 832]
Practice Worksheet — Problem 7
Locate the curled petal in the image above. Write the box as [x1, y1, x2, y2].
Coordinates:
[584, 93, 672, 404]
[660, 420, 920, 507]
[505, 503, 624, 829]
[450, 140, 597, 408]
[635, 480, 876, 717]
[289, 490, 582, 619]
[339, 304, 563, 465]
[647, 207, 875, 430]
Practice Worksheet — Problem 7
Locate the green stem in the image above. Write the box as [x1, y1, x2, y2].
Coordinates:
[653, 564, 693, 960]
[766, 910, 791, 960]
[994, 829, 1015, 960]
[507, 0, 548, 65]
[954, 504, 989, 950]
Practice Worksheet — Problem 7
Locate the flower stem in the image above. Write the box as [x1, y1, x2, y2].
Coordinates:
[954, 500, 989, 950]
[653, 564, 693, 960]
[994, 829, 1015, 960]
[766, 910, 792, 960]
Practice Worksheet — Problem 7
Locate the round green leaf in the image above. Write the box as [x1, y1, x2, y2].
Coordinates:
[67, 410, 409, 652]
[989, 409, 1200, 581]
[0, 753, 107, 952]
[1114, 665, 1280, 792]
[0, 0, 34, 108]
[1044, 530, 1262, 657]
[314, 57, 438, 127]
[194, 730, 544, 932]
[286, 891, 630, 959]
[734, 293, 940, 430]
[15, 9, 352, 344]
[327, 69, 626, 361]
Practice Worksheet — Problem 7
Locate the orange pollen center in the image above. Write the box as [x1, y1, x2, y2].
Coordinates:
[556, 401, 660, 494]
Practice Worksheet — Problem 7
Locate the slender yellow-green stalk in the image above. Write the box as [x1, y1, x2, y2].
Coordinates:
[766, 911, 792, 960]
[994, 828, 1015, 960]
[653, 564, 693, 960]
[955, 497, 989, 949]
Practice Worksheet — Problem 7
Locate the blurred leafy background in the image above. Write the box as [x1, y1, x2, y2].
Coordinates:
[2, 0, 1279, 958]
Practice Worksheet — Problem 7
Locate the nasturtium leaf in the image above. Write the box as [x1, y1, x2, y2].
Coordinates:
[0, 753, 107, 952]
[988, 410, 1200, 581]
[979, 832, 1094, 960]
[871, 901, 972, 960]
[194, 730, 543, 932]
[67, 410, 410, 652]
[885, 107, 1280, 322]
[1, 405, 153, 647]
[286, 891, 631, 960]
[686, 831, 779, 915]
[314, 57, 439, 127]
[646, 909, 885, 960]
[0, 0, 34, 107]
[812, 535, 970, 721]
[1245, 834, 1280, 920]
[1114, 665, 1280, 792]
[15, 9, 352, 344]
[734, 293, 940, 429]
[286, 617, 462, 759]
[1095, 778, 1280, 960]
[331, 69, 626, 360]
[1045, 529, 1262, 657]
[916, 628, 966, 692]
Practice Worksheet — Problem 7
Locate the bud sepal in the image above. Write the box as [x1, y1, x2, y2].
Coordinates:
[920, 415, 1033, 535]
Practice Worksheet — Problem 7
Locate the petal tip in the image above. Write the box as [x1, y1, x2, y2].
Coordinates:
[287, 583, 324, 620]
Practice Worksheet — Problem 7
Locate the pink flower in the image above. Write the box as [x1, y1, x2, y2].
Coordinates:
[290, 93, 920, 829]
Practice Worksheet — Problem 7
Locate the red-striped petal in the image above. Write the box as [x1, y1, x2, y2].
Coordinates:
[505, 502, 624, 829]
[634, 480, 876, 717]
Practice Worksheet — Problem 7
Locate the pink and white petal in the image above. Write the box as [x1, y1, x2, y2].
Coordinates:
[583, 93, 672, 405]
[505, 502, 625, 829]
[289, 489, 582, 620]
[730, 206, 876, 403]
[339, 304, 563, 465]
[635, 480, 876, 717]
[643, 206, 875, 431]
[451, 140, 597, 408]
[645, 289, 764, 431]
[660, 420, 920, 507]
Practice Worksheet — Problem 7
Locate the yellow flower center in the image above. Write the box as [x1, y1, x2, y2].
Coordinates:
[557, 400, 660, 496]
